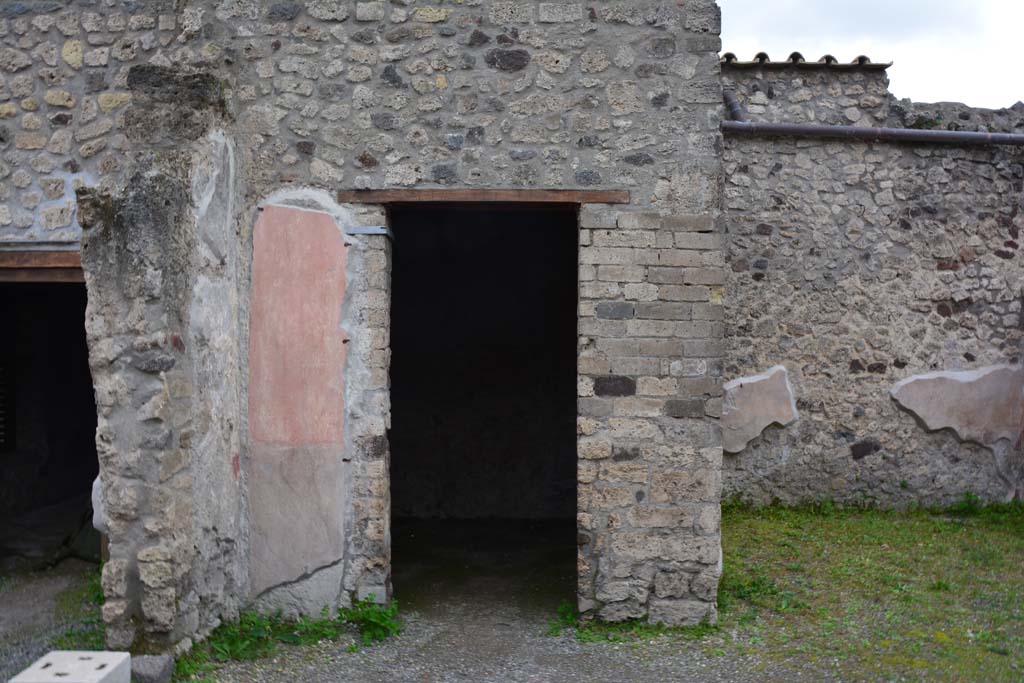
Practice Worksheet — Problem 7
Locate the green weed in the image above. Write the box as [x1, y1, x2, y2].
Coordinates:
[173, 598, 401, 681]
[340, 595, 402, 646]
[546, 599, 579, 636]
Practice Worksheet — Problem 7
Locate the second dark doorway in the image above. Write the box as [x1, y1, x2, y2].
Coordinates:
[388, 204, 578, 613]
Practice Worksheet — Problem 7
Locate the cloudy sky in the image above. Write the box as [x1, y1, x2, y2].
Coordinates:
[719, 0, 1023, 109]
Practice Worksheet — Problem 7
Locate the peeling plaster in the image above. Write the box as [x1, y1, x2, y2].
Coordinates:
[259, 187, 362, 245]
[890, 365, 1024, 446]
[890, 365, 1024, 499]
[723, 365, 799, 454]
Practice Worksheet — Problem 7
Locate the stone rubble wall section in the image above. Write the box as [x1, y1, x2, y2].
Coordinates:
[722, 67, 892, 127]
[0, 0, 729, 646]
[0, 4, 170, 244]
[0, 0, 726, 245]
[723, 68, 1024, 506]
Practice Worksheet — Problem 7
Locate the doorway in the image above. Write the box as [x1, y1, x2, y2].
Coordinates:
[388, 204, 578, 614]
[0, 282, 99, 570]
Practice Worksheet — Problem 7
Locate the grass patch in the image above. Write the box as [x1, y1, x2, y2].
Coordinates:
[713, 497, 1024, 681]
[173, 597, 400, 682]
[53, 566, 105, 651]
[547, 598, 717, 644]
[545, 496, 1023, 681]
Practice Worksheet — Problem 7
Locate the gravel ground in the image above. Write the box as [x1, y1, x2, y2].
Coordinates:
[0, 557, 96, 681]
[212, 521, 838, 683]
[209, 610, 831, 683]
[214, 599, 840, 683]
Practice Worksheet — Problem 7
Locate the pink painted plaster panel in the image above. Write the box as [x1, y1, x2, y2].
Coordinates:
[249, 204, 348, 446]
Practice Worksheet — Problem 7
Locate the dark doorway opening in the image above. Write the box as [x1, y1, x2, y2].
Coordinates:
[0, 282, 99, 571]
[388, 204, 578, 614]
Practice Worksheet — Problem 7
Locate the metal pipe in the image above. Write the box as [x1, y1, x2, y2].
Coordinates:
[723, 90, 747, 122]
[721, 93, 1024, 147]
[722, 120, 1024, 146]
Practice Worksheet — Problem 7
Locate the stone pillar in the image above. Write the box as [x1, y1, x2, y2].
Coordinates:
[575, 0, 725, 625]
[577, 208, 724, 625]
[78, 64, 243, 651]
[340, 209, 393, 605]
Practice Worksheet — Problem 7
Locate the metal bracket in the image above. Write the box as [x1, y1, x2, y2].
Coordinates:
[344, 225, 393, 239]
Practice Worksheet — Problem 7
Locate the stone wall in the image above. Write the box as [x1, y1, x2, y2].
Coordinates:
[10, 0, 1022, 651]
[722, 64, 1024, 506]
[723, 63, 890, 126]
[0, 0, 729, 647]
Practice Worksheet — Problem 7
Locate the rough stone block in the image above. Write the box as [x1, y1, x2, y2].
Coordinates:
[682, 267, 725, 285]
[579, 205, 618, 229]
[617, 213, 662, 230]
[654, 571, 691, 598]
[636, 302, 691, 320]
[413, 7, 451, 23]
[539, 3, 583, 23]
[595, 302, 635, 319]
[594, 375, 637, 397]
[665, 214, 715, 232]
[648, 598, 716, 626]
[131, 655, 173, 683]
[307, 0, 350, 21]
[355, 2, 385, 21]
[629, 506, 694, 529]
[488, 2, 534, 24]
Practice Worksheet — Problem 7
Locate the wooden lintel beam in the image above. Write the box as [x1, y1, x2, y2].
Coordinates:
[336, 189, 631, 205]
[0, 250, 84, 283]
[0, 268, 85, 283]
[0, 250, 82, 269]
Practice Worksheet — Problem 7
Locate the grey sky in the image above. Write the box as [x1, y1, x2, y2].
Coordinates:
[720, 0, 1023, 109]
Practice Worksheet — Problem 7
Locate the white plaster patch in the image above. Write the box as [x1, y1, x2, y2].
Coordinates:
[91, 476, 108, 535]
[192, 129, 236, 264]
[890, 364, 1024, 447]
[258, 186, 363, 246]
[722, 365, 799, 454]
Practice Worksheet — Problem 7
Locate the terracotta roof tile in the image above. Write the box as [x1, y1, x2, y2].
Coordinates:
[721, 52, 892, 70]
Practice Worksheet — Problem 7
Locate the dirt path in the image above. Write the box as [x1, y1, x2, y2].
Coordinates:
[0, 558, 97, 681]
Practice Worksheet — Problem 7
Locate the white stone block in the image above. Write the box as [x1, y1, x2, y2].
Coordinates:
[10, 651, 130, 683]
